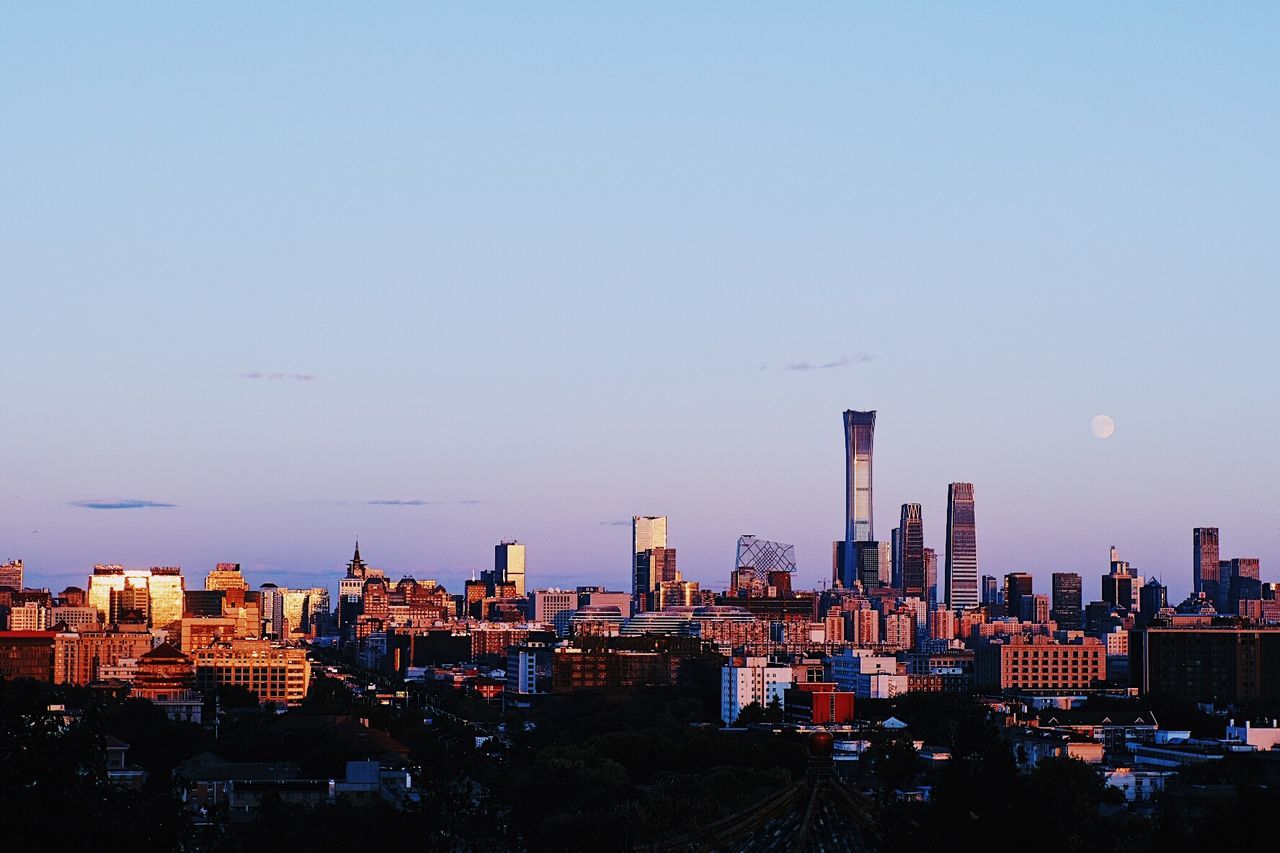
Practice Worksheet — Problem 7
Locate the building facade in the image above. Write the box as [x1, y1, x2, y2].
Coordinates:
[945, 482, 979, 610]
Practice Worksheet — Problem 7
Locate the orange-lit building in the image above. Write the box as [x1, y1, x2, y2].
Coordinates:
[784, 682, 855, 726]
[975, 635, 1106, 691]
[190, 640, 311, 706]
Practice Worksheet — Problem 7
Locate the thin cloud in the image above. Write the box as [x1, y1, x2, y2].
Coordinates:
[783, 353, 875, 371]
[240, 372, 316, 382]
[598, 519, 631, 527]
[70, 498, 176, 510]
[368, 499, 443, 506]
[456, 499, 485, 505]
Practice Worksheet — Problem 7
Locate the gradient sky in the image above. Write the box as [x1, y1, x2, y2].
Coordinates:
[2, 4, 1277, 605]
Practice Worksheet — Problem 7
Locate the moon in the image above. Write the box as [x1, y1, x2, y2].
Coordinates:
[1091, 414, 1115, 439]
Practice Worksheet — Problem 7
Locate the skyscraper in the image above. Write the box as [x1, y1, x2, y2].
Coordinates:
[1101, 548, 1134, 612]
[1193, 527, 1220, 604]
[843, 410, 876, 544]
[891, 527, 903, 588]
[981, 575, 999, 605]
[495, 540, 527, 597]
[924, 548, 938, 607]
[1004, 572, 1034, 621]
[900, 504, 925, 599]
[632, 516, 668, 605]
[945, 482, 978, 610]
[1051, 572, 1083, 629]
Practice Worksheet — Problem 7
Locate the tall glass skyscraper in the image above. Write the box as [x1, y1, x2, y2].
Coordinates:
[945, 482, 979, 610]
[495, 540, 527, 597]
[632, 516, 668, 604]
[843, 410, 876, 544]
[900, 503, 925, 599]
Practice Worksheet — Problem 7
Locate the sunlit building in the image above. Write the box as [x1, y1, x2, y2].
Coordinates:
[631, 516, 668, 607]
[190, 640, 311, 706]
[87, 565, 185, 629]
[843, 410, 876, 544]
[495, 541, 527, 597]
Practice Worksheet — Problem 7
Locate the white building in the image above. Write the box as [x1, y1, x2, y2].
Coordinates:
[721, 657, 794, 725]
[1104, 767, 1173, 802]
[830, 651, 906, 698]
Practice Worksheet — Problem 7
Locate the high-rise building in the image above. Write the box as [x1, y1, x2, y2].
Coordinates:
[843, 410, 876, 544]
[1019, 593, 1050, 624]
[924, 548, 938, 607]
[1193, 527, 1220, 605]
[637, 548, 678, 607]
[205, 563, 248, 592]
[1102, 548, 1134, 612]
[87, 565, 185, 629]
[900, 504, 925, 599]
[495, 541, 527, 597]
[632, 516, 668, 605]
[1051, 572, 1083, 629]
[532, 589, 577, 636]
[851, 541, 890, 590]
[981, 575, 999, 605]
[1221, 558, 1262, 614]
[1137, 579, 1167, 624]
[945, 483, 979, 610]
[0, 559, 23, 591]
[735, 536, 796, 586]
[1004, 573, 1034, 621]
[891, 528, 903, 588]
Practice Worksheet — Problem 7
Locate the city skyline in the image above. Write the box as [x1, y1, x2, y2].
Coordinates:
[3, 5, 1277, 606]
[7, 424, 1273, 605]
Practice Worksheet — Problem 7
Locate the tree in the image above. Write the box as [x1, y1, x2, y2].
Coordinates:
[764, 694, 784, 724]
[734, 701, 764, 726]
[866, 729, 918, 799]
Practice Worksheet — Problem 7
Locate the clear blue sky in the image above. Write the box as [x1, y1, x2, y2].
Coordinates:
[2, 4, 1277, 604]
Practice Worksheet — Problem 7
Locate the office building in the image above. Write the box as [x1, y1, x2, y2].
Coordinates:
[1051, 572, 1083, 629]
[0, 559, 23, 591]
[495, 540, 527, 597]
[632, 516, 668, 606]
[945, 482, 979, 610]
[533, 589, 578, 637]
[735, 536, 797, 586]
[1193, 527, 1221, 607]
[975, 636, 1106, 690]
[87, 565, 185, 629]
[1004, 573, 1033, 622]
[900, 504, 925, 599]
[924, 548, 938, 606]
[8, 602, 48, 631]
[891, 527, 903, 588]
[981, 575, 999, 605]
[843, 410, 876, 544]
[1221, 558, 1262, 614]
[205, 563, 248, 592]
[1102, 550, 1134, 612]
[190, 640, 311, 705]
[0, 631, 58, 681]
[1020, 593, 1051, 625]
[1131, 627, 1280, 703]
